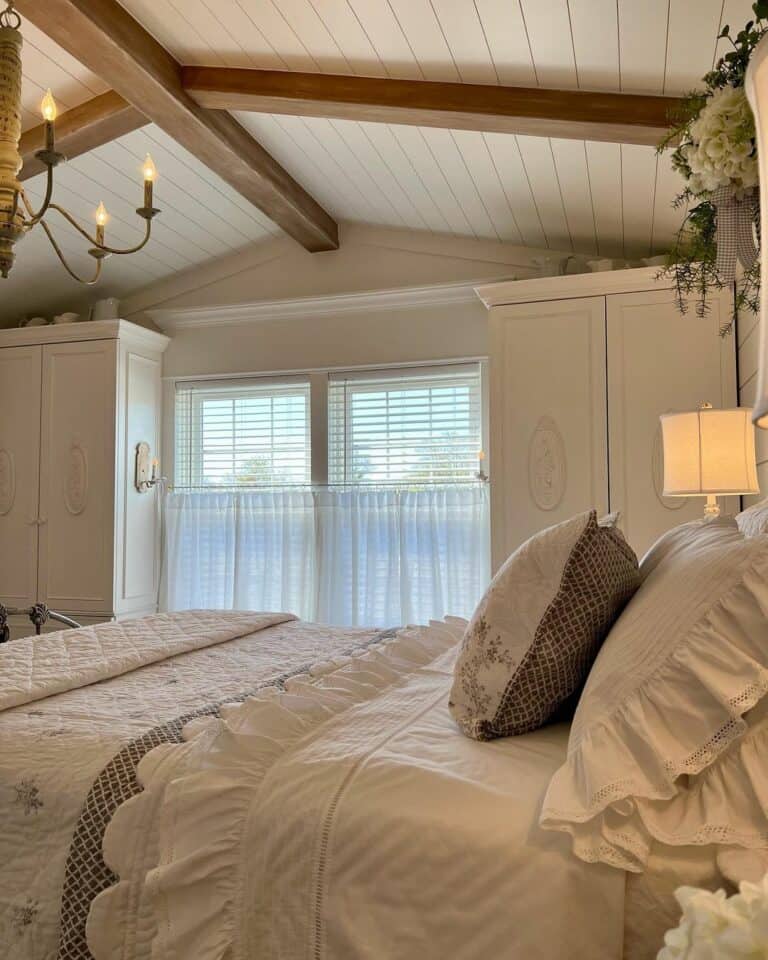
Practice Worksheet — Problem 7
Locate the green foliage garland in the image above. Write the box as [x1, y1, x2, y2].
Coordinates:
[657, 1, 768, 333]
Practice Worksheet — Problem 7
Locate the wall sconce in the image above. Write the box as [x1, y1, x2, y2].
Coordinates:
[135, 441, 161, 493]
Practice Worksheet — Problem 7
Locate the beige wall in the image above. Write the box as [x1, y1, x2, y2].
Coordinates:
[123, 223, 566, 379]
[159, 301, 489, 380]
[132, 225, 563, 481]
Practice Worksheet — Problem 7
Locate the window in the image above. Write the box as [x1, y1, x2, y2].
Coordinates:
[328, 364, 482, 484]
[174, 378, 311, 488]
[168, 363, 489, 626]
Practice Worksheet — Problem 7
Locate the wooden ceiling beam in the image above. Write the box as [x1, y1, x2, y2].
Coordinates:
[14, 0, 338, 251]
[19, 90, 148, 181]
[183, 67, 682, 147]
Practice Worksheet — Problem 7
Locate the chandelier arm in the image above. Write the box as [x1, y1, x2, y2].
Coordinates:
[39, 219, 103, 285]
[20, 166, 56, 227]
[46, 203, 153, 256]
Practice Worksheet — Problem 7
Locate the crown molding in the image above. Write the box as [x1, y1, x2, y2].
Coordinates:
[0, 318, 169, 350]
[147, 279, 496, 331]
[475, 266, 672, 307]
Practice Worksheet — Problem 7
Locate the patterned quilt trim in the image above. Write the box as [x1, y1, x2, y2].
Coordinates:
[55, 629, 396, 960]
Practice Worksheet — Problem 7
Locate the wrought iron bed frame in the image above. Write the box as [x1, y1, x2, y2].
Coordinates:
[0, 604, 82, 643]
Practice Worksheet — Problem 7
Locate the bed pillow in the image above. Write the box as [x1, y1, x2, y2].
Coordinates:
[449, 510, 639, 741]
[736, 498, 768, 537]
[541, 516, 768, 871]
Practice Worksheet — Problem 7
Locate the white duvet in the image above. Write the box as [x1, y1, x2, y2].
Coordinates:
[90, 619, 628, 960]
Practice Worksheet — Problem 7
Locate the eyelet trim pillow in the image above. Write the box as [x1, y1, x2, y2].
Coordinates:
[736, 498, 768, 537]
[449, 510, 639, 741]
[540, 518, 768, 872]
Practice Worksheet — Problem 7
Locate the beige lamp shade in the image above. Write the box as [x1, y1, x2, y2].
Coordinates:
[661, 407, 759, 496]
[746, 37, 768, 428]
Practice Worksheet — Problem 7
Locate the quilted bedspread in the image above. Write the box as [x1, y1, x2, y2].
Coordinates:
[88, 619, 628, 960]
[0, 611, 386, 959]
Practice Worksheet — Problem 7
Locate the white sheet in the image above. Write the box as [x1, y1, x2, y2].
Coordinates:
[93, 620, 629, 960]
[624, 846, 723, 960]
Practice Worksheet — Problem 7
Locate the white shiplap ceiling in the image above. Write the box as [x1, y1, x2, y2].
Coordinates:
[2, 0, 757, 321]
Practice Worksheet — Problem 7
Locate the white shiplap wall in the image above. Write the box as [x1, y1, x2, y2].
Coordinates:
[738, 308, 768, 501]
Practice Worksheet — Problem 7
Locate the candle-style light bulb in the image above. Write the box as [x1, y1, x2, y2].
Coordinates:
[142, 154, 157, 183]
[41, 89, 58, 123]
[95, 202, 109, 227]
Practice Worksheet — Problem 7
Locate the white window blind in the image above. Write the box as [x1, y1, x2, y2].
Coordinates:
[328, 364, 482, 484]
[175, 378, 311, 487]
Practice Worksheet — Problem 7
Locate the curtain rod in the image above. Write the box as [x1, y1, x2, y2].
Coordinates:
[169, 480, 489, 491]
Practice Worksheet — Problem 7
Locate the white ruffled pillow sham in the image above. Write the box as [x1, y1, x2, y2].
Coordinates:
[540, 517, 768, 872]
[736, 498, 768, 537]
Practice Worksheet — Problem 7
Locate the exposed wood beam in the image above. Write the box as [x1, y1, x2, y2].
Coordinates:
[15, 0, 338, 251]
[183, 67, 682, 147]
[19, 90, 148, 181]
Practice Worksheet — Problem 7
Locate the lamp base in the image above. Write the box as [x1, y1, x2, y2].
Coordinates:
[703, 494, 721, 520]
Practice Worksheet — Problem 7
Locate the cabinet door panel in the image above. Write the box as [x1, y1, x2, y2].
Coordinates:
[116, 345, 162, 615]
[39, 340, 117, 614]
[0, 345, 42, 606]
[490, 296, 609, 570]
[607, 288, 737, 558]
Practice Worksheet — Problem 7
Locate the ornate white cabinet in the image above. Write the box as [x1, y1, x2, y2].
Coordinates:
[0, 320, 169, 639]
[478, 269, 737, 568]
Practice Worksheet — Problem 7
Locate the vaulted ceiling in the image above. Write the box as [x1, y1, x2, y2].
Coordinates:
[2, 0, 755, 323]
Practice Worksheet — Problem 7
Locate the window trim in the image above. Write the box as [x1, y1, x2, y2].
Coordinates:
[170, 359, 489, 489]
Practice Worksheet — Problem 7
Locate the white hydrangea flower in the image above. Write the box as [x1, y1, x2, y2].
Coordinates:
[683, 85, 758, 196]
[659, 874, 768, 959]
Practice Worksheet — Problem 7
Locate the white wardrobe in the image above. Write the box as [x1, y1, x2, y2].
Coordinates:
[478, 268, 737, 569]
[0, 320, 169, 640]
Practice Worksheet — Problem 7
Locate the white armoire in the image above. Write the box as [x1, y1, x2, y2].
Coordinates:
[0, 320, 169, 640]
[477, 268, 737, 569]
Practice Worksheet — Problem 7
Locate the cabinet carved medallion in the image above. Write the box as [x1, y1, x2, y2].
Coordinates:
[64, 441, 89, 515]
[0, 448, 15, 515]
[652, 423, 687, 511]
[528, 416, 567, 511]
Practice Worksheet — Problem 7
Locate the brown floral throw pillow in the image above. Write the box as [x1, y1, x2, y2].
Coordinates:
[449, 510, 639, 741]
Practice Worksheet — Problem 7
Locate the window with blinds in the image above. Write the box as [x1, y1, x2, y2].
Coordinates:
[174, 378, 311, 487]
[328, 364, 482, 484]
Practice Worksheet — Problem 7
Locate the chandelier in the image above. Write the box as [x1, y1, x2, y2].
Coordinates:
[0, 1, 160, 282]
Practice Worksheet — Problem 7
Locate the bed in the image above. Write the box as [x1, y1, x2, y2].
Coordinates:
[0, 610, 727, 960]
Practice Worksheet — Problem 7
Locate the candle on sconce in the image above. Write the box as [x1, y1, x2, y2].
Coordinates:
[40, 89, 57, 152]
[142, 154, 157, 210]
[95, 202, 109, 245]
[478, 450, 486, 479]
[151, 458, 159, 482]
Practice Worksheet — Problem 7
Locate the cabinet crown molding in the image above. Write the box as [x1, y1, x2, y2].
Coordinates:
[475, 266, 678, 308]
[0, 320, 170, 352]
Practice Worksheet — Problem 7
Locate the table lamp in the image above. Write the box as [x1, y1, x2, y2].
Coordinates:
[660, 403, 759, 518]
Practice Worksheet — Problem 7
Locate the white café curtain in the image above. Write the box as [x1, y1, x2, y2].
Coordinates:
[163, 485, 489, 626]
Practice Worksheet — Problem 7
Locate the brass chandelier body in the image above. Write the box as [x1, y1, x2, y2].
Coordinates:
[0, 1, 159, 282]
